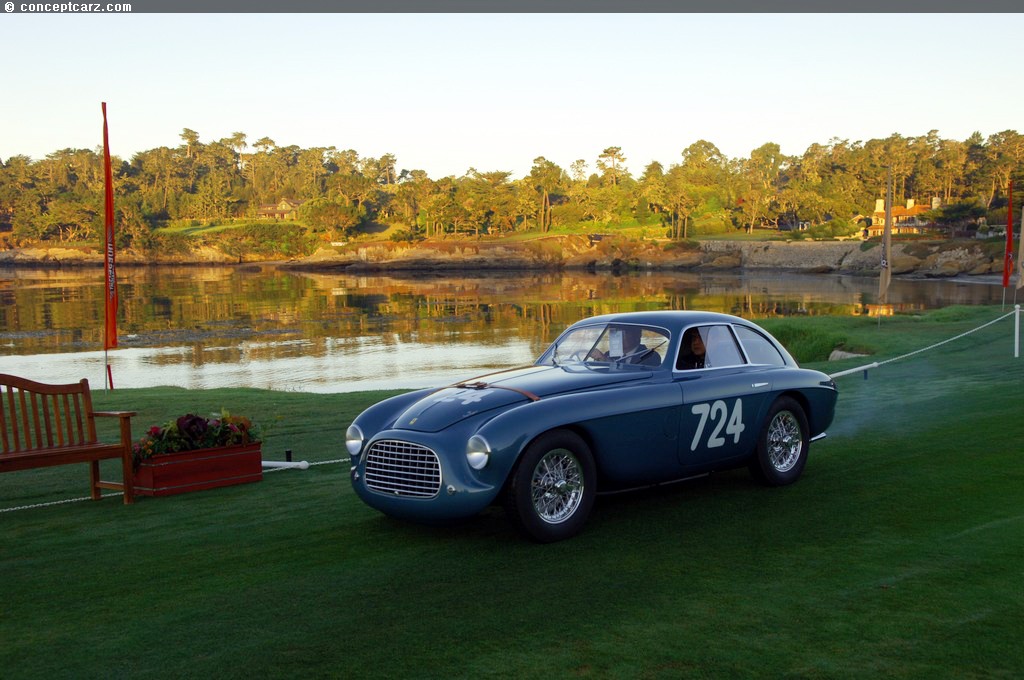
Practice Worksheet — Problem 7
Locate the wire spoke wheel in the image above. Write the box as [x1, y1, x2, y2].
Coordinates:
[530, 448, 585, 524]
[505, 430, 596, 542]
[767, 410, 803, 473]
[751, 396, 809, 487]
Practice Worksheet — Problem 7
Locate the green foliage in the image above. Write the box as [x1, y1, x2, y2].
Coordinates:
[216, 223, 314, 257]
[691, 211, 734, 235]
[758, 321, 849, 362]
[299, 198, 359, 236]
[152, 230, 194, 256]
[388, 229, 421, 243]
[3, 129, 1022, 259]
[796, 219, 860, 240]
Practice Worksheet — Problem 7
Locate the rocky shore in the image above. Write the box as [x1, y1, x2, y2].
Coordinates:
[0, 236, 1008, 279]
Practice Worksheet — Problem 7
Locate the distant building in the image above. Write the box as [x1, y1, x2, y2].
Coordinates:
[257, 199, 304, 220]
[865, 197, 936, 237]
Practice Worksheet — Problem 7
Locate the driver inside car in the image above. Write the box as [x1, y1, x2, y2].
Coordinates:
[589, 326, 662, 366]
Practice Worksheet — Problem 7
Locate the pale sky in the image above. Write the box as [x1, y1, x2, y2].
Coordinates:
[2, 13, 1022, 179]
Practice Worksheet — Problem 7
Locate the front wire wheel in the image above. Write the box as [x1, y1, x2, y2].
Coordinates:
[505, 430, 596, 543]
[531, 449, 585, 524]
[750, 396, 809, 486]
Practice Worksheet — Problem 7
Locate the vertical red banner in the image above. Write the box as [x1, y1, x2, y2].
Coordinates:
[102, 102, 118, 350]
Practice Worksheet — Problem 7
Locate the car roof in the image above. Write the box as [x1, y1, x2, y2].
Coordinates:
[567, 310, 753, 334]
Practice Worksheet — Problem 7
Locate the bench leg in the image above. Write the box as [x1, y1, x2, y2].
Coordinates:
[89, 460, 102, 500]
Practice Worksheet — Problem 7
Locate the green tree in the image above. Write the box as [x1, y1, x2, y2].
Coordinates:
[597, 146, 628, 187]
[738, 142, 786, 232]
[528, 157, 564, 232]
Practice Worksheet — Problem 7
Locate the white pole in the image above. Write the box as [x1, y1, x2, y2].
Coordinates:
[261, 460, 310, 470]
[1015, 305, 1020, 359]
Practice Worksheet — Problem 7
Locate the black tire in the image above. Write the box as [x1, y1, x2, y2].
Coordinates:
[504, 429, 596, 543]
[749, 396, 809, 486]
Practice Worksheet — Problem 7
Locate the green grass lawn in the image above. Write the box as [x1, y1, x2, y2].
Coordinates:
[2, 307, 1022, 678]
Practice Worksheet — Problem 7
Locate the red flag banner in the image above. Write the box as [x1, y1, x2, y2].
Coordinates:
[1017, 205, 1023, 290]
[102, 102, 118, 350]
[1003, 180, 1014, 288]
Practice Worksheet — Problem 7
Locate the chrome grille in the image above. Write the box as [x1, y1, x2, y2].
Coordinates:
[364, 440, 441, 498]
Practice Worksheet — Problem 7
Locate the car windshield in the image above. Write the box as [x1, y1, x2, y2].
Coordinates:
[544, 323, 670, 369]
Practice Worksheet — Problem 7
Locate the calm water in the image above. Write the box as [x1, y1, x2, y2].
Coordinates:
[0, 265, 1007, 393]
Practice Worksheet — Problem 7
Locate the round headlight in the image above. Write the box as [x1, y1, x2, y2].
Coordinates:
[346, 424, 365, 457]
[466, 434, 491, 470]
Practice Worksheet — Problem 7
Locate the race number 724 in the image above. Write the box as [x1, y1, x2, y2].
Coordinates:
[690, 399, 745, 451]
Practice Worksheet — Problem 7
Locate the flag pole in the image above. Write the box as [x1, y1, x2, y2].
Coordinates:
[102, 102, 119, 390]
[878, 167, 893, 327]
[1002, 180, 1014, 311]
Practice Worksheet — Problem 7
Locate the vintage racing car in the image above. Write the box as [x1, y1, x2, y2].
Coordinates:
[346, 311, 837, 542]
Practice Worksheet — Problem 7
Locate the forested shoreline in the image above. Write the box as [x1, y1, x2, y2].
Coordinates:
[1, 129, 1021, 254]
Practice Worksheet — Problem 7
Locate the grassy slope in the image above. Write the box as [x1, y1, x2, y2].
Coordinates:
[1, 307, 1022, 678]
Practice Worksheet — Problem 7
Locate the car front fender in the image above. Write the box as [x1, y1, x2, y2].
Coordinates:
[475, 382, 683, 477]
[350, 387, 437, 439]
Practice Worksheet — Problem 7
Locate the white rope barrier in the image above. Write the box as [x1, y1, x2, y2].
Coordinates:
[830, 306, 1019, 380]
[0, 492, 124, 513]
[262, 457, 348, 472]
[2, 458, 353, 512]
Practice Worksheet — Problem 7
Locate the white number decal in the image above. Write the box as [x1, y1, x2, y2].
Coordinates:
[690, 402, 711, 451]
[690, 399, 746, 451]
[726, 399, 745, 442]
[707, 400, 728, 448]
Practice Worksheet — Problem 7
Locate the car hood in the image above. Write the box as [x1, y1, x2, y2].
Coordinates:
[392, 364, 653, 433]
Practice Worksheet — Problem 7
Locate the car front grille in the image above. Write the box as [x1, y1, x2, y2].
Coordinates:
[364, 440, 441, 498]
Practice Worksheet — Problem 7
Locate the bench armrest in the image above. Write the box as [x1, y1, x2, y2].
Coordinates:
[92, 411, 136, 448]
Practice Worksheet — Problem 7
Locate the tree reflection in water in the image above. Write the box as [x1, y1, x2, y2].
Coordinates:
[0, 266, 1003, 392]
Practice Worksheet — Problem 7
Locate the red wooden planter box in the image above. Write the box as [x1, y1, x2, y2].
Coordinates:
[133, 443, 262, 497]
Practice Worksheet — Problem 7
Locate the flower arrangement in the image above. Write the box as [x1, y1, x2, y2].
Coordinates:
[132, 410, 260, 466]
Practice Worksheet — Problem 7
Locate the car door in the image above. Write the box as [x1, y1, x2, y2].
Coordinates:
[674, 324, 772, 470]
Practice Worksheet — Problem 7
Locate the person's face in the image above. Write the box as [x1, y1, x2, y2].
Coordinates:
[691, 332, 705, 356]
[622, 328, 641, 350]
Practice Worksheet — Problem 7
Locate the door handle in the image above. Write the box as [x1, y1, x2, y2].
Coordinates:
[751, 382, 769, 388]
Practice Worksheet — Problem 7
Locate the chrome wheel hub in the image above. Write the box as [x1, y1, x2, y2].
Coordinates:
[531, 449, 584, 524]
[767, 410, 802, 472]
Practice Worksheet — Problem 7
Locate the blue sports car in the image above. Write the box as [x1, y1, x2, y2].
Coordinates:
[346, 311, 838, 542]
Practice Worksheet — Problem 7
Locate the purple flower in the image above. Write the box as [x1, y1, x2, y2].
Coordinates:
[176, 414, 209, 444]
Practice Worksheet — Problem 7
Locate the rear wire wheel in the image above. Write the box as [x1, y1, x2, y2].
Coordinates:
[750, 396, 809, 486]
[504, 430, 596, 543]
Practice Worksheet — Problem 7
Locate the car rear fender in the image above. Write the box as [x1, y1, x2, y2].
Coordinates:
[769, 369, 838, 437]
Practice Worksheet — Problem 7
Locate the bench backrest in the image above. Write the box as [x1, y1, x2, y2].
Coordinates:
[0, 374, 99, 453]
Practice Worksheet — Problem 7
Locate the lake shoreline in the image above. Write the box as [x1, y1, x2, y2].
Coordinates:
[0, 236, 1008, 279]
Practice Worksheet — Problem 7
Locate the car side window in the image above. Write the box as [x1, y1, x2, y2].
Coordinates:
[703, 326, 744, 368]
[676, 325, 744, 370]
[734, 326, 787, 366]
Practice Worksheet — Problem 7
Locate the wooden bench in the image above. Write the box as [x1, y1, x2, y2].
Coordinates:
[0, 374, 135, 504]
